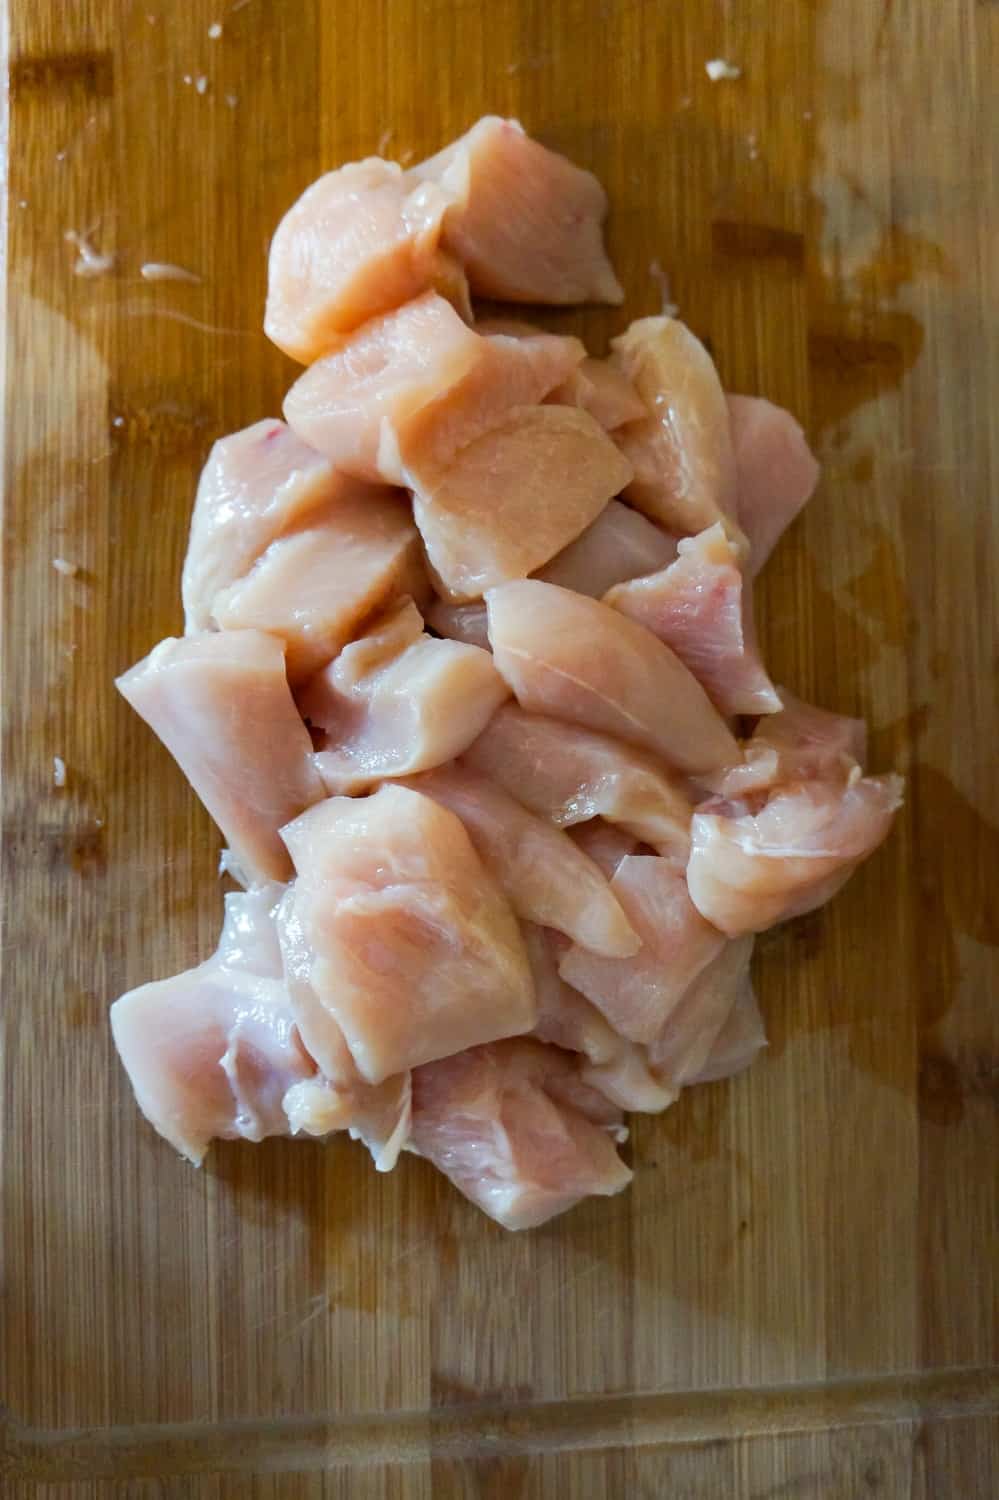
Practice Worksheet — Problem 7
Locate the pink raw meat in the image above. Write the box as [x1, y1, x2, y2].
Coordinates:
[486, 579, 740, 776]
[605, 522, 780, 717]
[408, 117, 624, 305]
[727, 394, 820, 574]
[116, 631, 324, 883]
[687, 775, 904, 935]
[280, 785, 535, 1084]
[410, 1039, 632, 1230]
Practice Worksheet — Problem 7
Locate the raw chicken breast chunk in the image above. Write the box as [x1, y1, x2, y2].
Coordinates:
[264, 157, 464, 363]
[464, 704, 693, 857]
[558, 855, 726, 1046]
[111, 885, 411, 1169]
[116, 631, 324, 883]
[182, 419, 347, 633]
[727, 395, 820, 574]
[408, 117, 624, 305]
[299, 598, 509, 792]
[610, 317, 743, 541]
[284, 292, 582, 488]
[486, 580, 739, 776]
[687, 775, 904, 935]
[400, 763, 640, 958]
[411, 1039, 632, 1230]
[605, 522, 780, 716]
[280, 785, 536, 1084]
[210, 487, 428, 682]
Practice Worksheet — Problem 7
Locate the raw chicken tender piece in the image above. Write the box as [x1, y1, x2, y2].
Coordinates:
[210, 488, 428, 682]
[727, 395, 820, 574]
[425, 598, 491, 649]
[111, 884, 411, 1169]
[298, 599, 509, 792]
[710, 688, 867, 799]
[559, 855, 726, 1046]
[605, 522, 780, 717]
[386, 326, 587, 491]
[116, 631, 324, 883]
[400, 763, 640, 958]
[264, 157, 465, 363]
[280, 785, 536, 1084]
[648, 935, 754, 1090]
[611, 317, 743, 541]
[410, 1039, 632, 1230]
[283, 292, 582, 487]
[464, 703, 692, 857]
[525, 924, 673, 1113]
[408, 116, 624, 306]
[111, 957, 315, 1164]
[537, 499, 678, 598]
[413, 405, 632, 602]
[686, 775, 904, 935]
[182, 419, 346, 633]
[547, 357, 647, 430]
[486, 580, 739, 776]
[568, 820, 641, 877]
[691, 976, 767, 1084]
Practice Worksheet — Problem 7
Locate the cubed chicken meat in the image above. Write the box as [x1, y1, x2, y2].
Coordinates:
[464, 703, 692, 857]
[486, 580, 740, 776]
[604, 522, 780, 717]
[283, 292, 582, 487]
[610, 317, 744, 541]
[298, 599, 509, 792]
[410, 1039, 632, 1230]
[690, 978, 767, 1084]
[559, 855, 726, 1046]
[413, 405, 633, 602]
[116, 631, 325, 883]
[709, 687, 868, 799]
[648, 934, 755, 1091]
[425, 598, 491, 649]
[408, 116, 624, 306]
[546, 357, 647, 430]
[279, 785, 536, 1084]
[400, 763, 640, 958]
[727, 395, 820, 574]
[209, 488, 429, 682]
[536, 499, 678, 598]
[687, 775, 904, 935]
[525, 923, 673, 1113]
[110, 885, 411, 1169]
[264, 157, 466, 363]
[182, 419, 347, 633]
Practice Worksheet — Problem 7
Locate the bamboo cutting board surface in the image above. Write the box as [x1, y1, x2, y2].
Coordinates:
[2, 2, 998, 1495]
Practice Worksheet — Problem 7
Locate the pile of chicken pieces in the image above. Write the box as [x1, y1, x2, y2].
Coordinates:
[112, 118, 902, 1230]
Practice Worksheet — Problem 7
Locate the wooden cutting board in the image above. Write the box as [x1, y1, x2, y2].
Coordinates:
[3, 1, 997, 1495]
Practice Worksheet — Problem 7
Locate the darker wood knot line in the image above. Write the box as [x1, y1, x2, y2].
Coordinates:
[10, 50, 113, 100]
[806, 329, 907, 376]
[711, 219, 805, 266]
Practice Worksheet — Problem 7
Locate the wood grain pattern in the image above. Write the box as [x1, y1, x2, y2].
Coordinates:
[2, 1, 997, 1495]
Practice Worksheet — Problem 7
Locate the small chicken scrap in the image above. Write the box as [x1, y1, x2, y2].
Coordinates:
[112, 117, 902, 1229]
